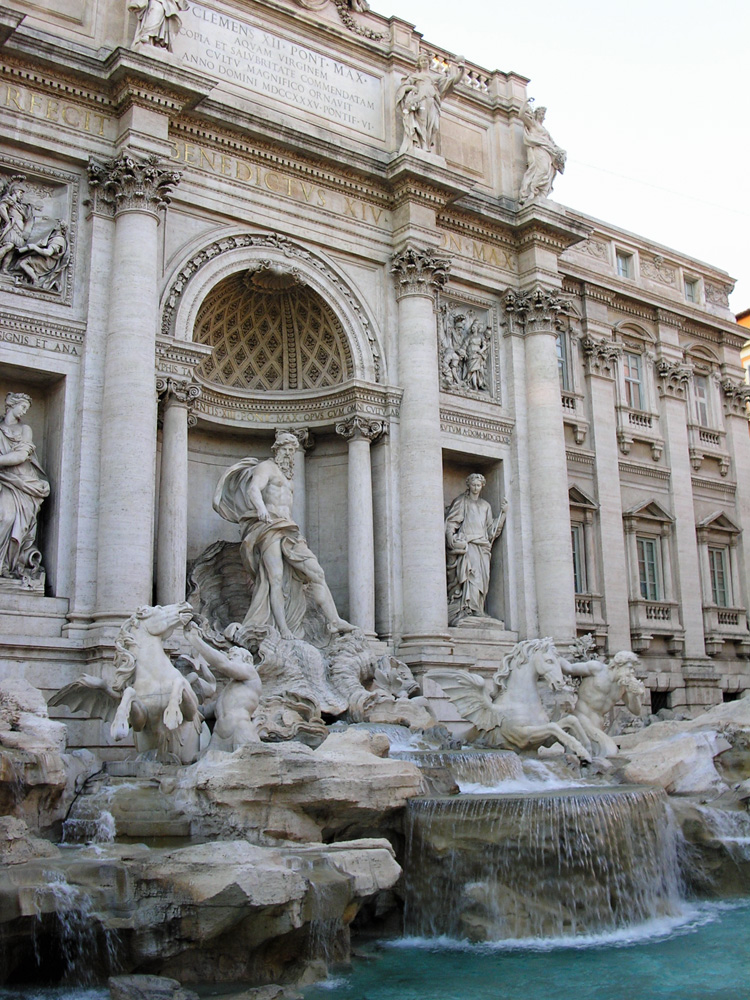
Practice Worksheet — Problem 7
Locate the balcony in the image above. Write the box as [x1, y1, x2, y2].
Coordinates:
[561, 390, 588, 445]
[629, 599, 684, 653]
[615, 406, 664, 461]
[687, 423, 730, 476]
[702, 605, 750, 656]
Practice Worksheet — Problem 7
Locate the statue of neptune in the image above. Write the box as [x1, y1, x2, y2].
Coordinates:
[213, 431, 355, 641]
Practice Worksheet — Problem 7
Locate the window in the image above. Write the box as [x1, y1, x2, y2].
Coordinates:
[571, 524, 587, 594]
[556, 332, 570, 391]
[684, 278, 699, 303]
[708, 546, 730, 607]
[694, 374, 710, 427]
[616, 251, 633, 279]
[623, 351, 644, 410]
[637, 536, 661, 600]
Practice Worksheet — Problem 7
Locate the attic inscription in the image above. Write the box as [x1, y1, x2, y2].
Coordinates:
[174, 3, 384, 139]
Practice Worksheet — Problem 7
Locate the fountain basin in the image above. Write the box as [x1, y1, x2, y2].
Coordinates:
[403, 785, 682, 941]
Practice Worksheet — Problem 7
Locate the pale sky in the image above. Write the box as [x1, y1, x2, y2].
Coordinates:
[385, 0, 750, 313]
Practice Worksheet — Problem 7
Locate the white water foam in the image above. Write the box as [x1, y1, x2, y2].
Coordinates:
[389, 900, 747, 954]
[458, 757, 585, 794]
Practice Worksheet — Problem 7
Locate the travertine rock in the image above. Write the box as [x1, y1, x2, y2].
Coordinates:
[0, 677, 66, 752]
[109, 976, 199, 1000]
[619, 731, 730, 796]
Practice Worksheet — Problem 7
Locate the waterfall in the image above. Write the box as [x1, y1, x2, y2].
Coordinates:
[62, 809, 116, 845]
[694, 806, 750, 860]
[403, 786, 684, 941]
[390, 750, 523, 786]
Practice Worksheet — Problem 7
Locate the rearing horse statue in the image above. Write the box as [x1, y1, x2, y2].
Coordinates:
[428, 638, 592, 761]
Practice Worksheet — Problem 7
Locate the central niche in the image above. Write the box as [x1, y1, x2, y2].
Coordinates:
[194, 269, 352, 392]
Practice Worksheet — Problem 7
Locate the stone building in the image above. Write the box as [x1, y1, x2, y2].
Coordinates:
[0, 0, 748, 750]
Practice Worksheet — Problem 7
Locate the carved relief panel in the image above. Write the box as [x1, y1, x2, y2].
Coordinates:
[0, 155, 78, 305]
[438, 297, 498, 400]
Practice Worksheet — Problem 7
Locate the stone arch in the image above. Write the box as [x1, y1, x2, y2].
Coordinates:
[161, 230, 384, 384]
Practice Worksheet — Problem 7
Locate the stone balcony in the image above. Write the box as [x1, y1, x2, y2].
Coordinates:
[574, 593, 607, 646]
[687, 423, 730, 476]
[616, 406, 665, 461]
[561, 390, 588, 445]
[628, 599, 684, 654]
[702, 605, 750, 657]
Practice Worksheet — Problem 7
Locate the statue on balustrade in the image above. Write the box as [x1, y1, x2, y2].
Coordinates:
[396, 52, 465, 155]
[213, 430, 355, 641]
[445, 474, 508, 626]
[128, 0, 188, 51]
[0, 392, 50, 590]
[518, 98, 567, 205]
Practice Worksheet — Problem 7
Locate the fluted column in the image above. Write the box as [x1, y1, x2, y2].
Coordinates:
[336, 416, 384, 635]
[504, 287, 576, 639]
[392, 246, 451, 638]
[156, 378, 200, 605]
[89, 152, 181, 621]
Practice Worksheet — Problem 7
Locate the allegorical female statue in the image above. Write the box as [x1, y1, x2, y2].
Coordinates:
[518, 98, 566, 206]
[0, 392, 50, 586]
[128, 0, 188, 51]
[445, 474, 508, 625]
[395, 52, 464, 155]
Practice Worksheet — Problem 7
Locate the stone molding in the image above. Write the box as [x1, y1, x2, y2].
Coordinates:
[439, 406, 513, 445]
[161, 231, 382, 384]
[502, 286, 571, 336]
[580, 335, 621, 379]
[156, 376, 202, 426]
[0, 310, 84, 359]
[574, 238, 609, 261]
[655, 358, 692, 399]
[720, 376, 750, 416]
[87, 153, 181, 217]
[391, 246, 451, 300]
[155, 336, 213, 381]
[335, 415, 386, 442]
[618, 460, 671, 482]
[640, 255, 676, 286]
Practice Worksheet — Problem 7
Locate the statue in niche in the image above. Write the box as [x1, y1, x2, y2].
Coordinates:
[445, 474, 508, 626]
[518, 98, 567, 206]
[15, 220, 69, 291]
[561, 649, 646, 757]
[128, 0, 188, 51]
[213, 430, 356, 641]
[396, 52, 465, 155]
[438, 304, 491, 393]
[0, 393, 50, 589]
[0, 176, 36, 274]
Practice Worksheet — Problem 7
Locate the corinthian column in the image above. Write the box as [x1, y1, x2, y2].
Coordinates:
[89, 153, 181, 623]
[504, 287, 576, 639]
[392, 246, 451, 639]
[336, 416, 384, 635]
[156, 378, 201, 606]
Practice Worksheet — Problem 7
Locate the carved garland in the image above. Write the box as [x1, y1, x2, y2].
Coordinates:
[161, 232, 382, 383]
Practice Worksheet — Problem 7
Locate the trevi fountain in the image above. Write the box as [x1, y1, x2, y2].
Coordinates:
[0, 0, 749, 999]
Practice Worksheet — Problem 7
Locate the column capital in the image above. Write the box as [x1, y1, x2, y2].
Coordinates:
[720, 376, 750, 416]
[502, 285, 572, 336]
[156, 377, 202, 426]
[655, 358, 692, 400]
[391, 245, 450, 300]
[335, 415, 386, 443]
[581, 334, 621, 379]
[87, 152, 181, 218]
[286, 426, 316, 453]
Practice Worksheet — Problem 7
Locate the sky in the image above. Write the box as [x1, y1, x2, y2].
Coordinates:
[384, 0, 750, 312]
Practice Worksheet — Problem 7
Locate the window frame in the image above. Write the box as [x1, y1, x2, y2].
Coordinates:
[616, 250, 634, 279]
[636, 534, 662, 601]
[708, 545, 731, 608]
[571, 523, 587, 594]
[623, 350, 645, 411]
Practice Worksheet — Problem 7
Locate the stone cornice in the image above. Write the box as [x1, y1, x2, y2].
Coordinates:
[391, 246, 451, 299]
[0, 309, 84, 358]
[87, 152, 181, 217]
[385, 153, 476, 210]
[440, 407, 513, 445]
[618, 460, 671, 482]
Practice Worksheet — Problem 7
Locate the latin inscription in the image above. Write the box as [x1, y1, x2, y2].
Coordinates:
[169, 138, 390, 228]
[439, 230, 515, 272]
[175, 3, 384, 139]
[2, 82, 111, 138]
[0, 328, 80, 355]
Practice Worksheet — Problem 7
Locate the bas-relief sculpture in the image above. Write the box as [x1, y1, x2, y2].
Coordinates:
[0, 393, 50, 591]
[396, 53, 465, 155]
[128, 0, 188, 51]
[439, 304, 492, 393]
[428, 638, 593, 761]
[518, 99, 566, 206]
[561, 649, 646, 757]
[0, 175, 69, 292]
[445, 474, 508, 626]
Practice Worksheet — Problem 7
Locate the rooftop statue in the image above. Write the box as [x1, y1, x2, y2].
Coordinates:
[0, 392, 50, 589]
[128, 0, 188, 51]
[396, 52, 465, 155]
[518, 98, 567, 205]
[213, 430, 355, 640]
[428, 638, 593, 761]
[561, 649, 646, 757]
[445, 474, 507, 626]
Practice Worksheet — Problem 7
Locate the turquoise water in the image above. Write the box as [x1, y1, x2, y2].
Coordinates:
[304, 901, 750, 1000]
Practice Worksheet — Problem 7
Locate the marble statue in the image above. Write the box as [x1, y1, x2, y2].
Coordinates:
[561, 650, 646, 757]
[396, 52, 465, 155]
[14, 220, 69, 291]
[183, 620, 263, 748]
[428, 638, 593, 760]
[128, 0, 188, 51]
[518, 99, 567, 205]
[0, 392, 50, 589]
[445, 474, 507, 625]
[50, 603, 204, 763]
[438, 305, 491, 393]
[0, 176, 35, 274]
[213, 430, 355, 640]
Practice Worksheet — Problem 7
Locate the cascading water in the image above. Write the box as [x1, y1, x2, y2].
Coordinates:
[403, 786, 684, 941]
[693, 806, 750, 860]
[390, 749, 523, 786]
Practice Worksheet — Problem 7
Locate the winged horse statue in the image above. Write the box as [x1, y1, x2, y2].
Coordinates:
[428, 637, 593, 761]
